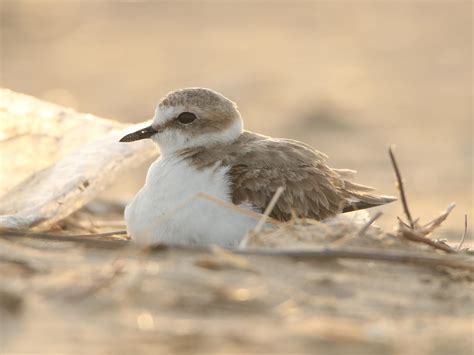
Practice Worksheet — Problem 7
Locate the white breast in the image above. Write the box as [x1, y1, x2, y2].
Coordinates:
[124, 156, 258, 247]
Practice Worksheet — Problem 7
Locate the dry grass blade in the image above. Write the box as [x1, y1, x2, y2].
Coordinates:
[398, 226, 455, 253]
[389, 146, 415, 228]
[134, 192, 281, 246]
[139, 243, 474, 272]
[457, 214, 468, 251]
[238, 246, 474, 271]
[389, 146, 459, 252]
[357, 211, 383, 237]
[0, 229, 127, 239]
[0, 230, 129, 249]
[396, 217, 411, 229]
[196, 192, 280, 226]
[420, 203, 456, 234]
[253, 186, 285, 234]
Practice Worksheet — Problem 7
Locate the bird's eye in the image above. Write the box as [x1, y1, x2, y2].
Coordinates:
[177, 112, 197, 124]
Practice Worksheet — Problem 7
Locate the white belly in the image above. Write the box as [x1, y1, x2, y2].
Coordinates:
[124, 157, 258, 247]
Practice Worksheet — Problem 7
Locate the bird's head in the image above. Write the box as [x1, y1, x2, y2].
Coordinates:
[120, 88, 243, 156]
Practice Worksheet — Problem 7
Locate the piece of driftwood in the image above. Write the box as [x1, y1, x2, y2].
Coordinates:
[0, 89, 157, 231]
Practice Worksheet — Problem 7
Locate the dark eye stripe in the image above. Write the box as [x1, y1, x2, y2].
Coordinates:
[177, 112, 197, 124]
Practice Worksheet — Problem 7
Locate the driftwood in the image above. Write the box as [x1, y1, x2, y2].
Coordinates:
[0, 89, 157, 231]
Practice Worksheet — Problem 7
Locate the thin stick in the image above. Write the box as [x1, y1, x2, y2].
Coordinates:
[457, 214, 468, 251]
[357, 211, 383, 237]
[420, 203, 456, 234]
[253, 187, 285, 234]
[389, 146, 415, 229]
[398, 227, 455, 253]
[196, 193, 280, 226]
[397, 217, 411, 229]
[0, 230, 129, 248]
[144, 244, 474, 272]
[2, 231, 472, 271]
[236, 247, 474, 271]
[0, 229, 127, 239]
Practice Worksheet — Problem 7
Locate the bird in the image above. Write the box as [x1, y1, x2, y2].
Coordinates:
[120, 87, 395, 247]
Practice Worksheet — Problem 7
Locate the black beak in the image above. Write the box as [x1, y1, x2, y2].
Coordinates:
[119, 125, 158, 142]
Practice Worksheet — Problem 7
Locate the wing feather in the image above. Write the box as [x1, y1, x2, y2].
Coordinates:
[224, 133, 346, 221]
[182, 131, 395, 222]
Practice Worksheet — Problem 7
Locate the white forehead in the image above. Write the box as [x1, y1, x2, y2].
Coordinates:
[153, 104, 185, 125]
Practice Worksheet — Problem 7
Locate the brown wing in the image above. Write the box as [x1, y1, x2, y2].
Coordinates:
[182, 131, 396, 221]
[225, 134, 348, 221]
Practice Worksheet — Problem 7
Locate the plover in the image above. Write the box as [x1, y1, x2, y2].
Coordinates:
[120, 88, 395, 246]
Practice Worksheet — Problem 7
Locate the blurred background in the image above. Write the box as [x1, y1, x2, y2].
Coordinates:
[1, 1, 472, 235]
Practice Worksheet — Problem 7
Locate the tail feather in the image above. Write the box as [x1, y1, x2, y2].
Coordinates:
[333, 168, 357, 180]
[341, 177, 396, 213]
[343, 180, 375, 193]
[342, 193, 397, 213]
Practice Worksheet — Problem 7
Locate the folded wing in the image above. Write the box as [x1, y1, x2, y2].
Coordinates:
[225, 132, 395, 221]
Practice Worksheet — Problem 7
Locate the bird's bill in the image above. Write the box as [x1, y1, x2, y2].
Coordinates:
[119, 125, 158, 142]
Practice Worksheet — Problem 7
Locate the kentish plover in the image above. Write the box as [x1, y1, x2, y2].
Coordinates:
[120, 88, 395, 246]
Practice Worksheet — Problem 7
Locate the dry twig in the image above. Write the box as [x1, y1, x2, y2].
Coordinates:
[357, 211, 383, 237]
[138, 243, 474, 271]
[237, 246, 474, 271]
[389, 146, 415, 228]
[397, 216, 411, 229]
[2, 231, 472, 271]
[0, 230, 129, 249]
[0, 229, 127, 239]
[397, 227, 455, 253]
[457, 214, 468, 251]
[420, 203, 456, 235]
[196, 192, 280, 226]
[388, 147, 458, 253]
[253, 186, 285, 234]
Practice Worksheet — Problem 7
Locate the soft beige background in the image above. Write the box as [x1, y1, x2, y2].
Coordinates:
[1, 1, 472, 235]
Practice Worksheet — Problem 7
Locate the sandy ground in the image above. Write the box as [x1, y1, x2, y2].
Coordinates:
[1, 205, 473, 355]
